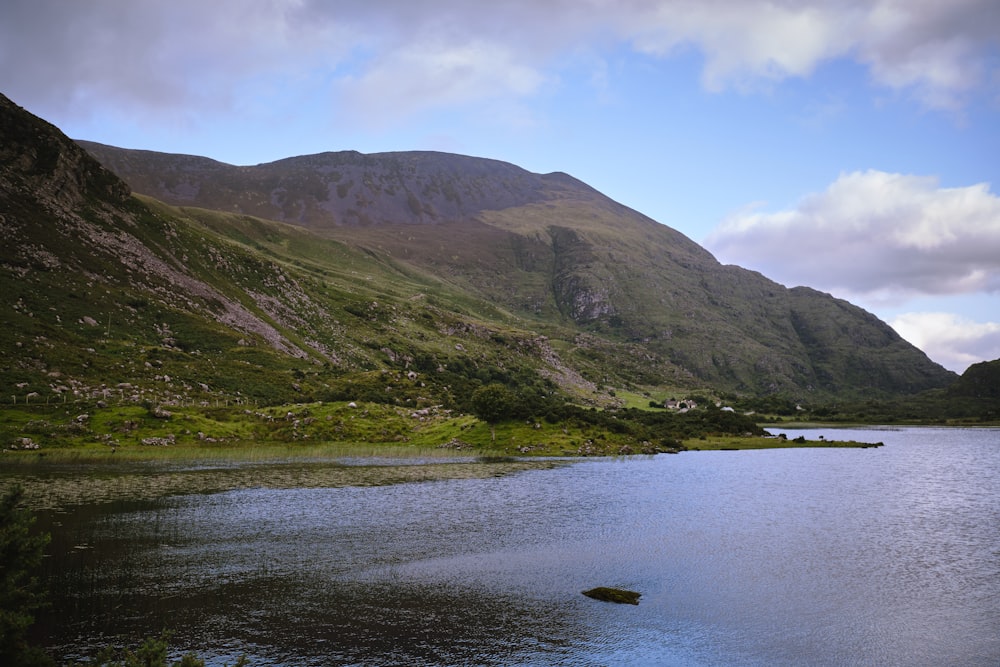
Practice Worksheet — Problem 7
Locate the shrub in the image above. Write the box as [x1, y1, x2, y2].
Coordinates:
[81, 633, 248, 667]
[0, 485, 52, 666]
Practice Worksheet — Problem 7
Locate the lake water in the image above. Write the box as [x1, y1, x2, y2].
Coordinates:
[20, 426, 1000, 665]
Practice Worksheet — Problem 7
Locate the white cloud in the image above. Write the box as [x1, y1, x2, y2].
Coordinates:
[623, 1, 856, 91]
[706, 170, 1000, 304]
[609, 0, 1000, 108]
[0, 0, 352, 119]
[1, 0, 997, 124]
[891, 312, 1000, 373]
[855, 0, 996, 110]
[335, 38, 547, 127]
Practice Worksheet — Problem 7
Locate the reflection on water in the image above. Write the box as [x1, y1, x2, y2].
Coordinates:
[13, 428, 1000, 666]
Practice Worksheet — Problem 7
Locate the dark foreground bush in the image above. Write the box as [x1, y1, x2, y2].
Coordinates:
[0, 485, 51, 667]
[75, 633, 248, 667]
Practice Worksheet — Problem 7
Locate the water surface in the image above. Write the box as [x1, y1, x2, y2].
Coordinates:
[21, 427, 1000, 665]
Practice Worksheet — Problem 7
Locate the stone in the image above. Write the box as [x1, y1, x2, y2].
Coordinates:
[582, 587, 641, 605]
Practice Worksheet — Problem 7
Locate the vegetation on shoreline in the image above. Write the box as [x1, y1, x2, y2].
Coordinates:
[0, 391, 895, 468]
[0, 397, 728, 457]
[2, 93, 969, 448]
[724, 388, 999, 427]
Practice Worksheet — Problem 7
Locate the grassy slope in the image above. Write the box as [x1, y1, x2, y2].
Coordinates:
[1, 96, 969, 462]
[1, 183, 658, 453]
[0, 191, 966, 456]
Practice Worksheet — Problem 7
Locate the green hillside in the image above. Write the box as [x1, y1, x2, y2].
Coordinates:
[1, 92, 968, 455]
[78, 138, 955, 399]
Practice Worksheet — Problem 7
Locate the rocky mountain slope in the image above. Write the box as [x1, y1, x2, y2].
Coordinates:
[78, 137, 954, 399]
[1, 93, 954, 414]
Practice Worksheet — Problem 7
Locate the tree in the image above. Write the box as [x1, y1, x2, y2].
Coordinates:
[470, 383, 518, 442]
[0, 485, 53, 666]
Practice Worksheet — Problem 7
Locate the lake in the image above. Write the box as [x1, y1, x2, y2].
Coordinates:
[17, 426, 1000, 665]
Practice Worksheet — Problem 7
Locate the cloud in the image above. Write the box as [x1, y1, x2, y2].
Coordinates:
[890, 312, 1000, 373]
[622, 1, 856, 91]
[334, 38, 547, 127]
[0, 0, 352, 118]
[619, 0, 1000, 108]
[1, 0, 997, 125]
[706, 170, 1000, 304]
[854, 0, 998, 110]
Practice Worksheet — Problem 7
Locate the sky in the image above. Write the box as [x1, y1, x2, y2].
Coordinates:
[2, 0, 998, 374]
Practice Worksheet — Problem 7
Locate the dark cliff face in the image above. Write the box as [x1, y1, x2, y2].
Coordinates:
[1, 94, 314, 368]
[1, 95, 129, 208]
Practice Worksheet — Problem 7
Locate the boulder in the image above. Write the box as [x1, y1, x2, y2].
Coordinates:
[582, 587, 641, 605]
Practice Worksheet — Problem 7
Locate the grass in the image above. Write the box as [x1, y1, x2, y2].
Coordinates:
[1, 447, 570, 512]
[2, 402, 889, 514]
[3, 407, 887, 513]
[684, 434, 883, 450]
[2, 391, 890, 469]
[2, 430, 880, 466]
[0, 441, 479, 465]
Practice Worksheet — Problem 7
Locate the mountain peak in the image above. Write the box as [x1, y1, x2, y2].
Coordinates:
[77, 141, 607, 228]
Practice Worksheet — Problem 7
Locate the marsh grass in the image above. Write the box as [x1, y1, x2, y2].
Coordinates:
[2, 452, 567, 512]
[0, 440, 489, 466]
[685, 434, 882, 450]
[1, 418, 880, 512]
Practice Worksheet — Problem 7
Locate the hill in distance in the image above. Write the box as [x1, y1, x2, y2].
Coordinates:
[1, 93, 955, 432]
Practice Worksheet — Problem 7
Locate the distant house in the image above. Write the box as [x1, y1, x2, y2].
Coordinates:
[664, 398, 698, 411]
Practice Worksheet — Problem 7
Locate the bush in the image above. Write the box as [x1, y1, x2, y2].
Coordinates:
[80, 633, 248, 667]
[0, 485, 52, 666]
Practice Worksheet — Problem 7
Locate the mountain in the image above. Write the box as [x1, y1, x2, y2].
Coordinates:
[1, 93, 954, 415]
[949, 359, 1000, 399]
[76, 138, 955, 399]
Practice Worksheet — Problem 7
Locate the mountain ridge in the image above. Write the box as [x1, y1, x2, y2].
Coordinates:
[1, 93, 955, 412]
[77, 140, 609, 229]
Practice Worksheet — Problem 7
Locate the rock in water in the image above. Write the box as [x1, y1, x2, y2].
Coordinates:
[582, 587, 641, 605]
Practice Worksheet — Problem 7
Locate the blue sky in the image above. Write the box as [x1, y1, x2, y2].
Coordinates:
[2, 0, 998, 373]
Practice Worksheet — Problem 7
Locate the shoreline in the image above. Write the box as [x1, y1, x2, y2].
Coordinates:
[0, 430, 884, 467]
